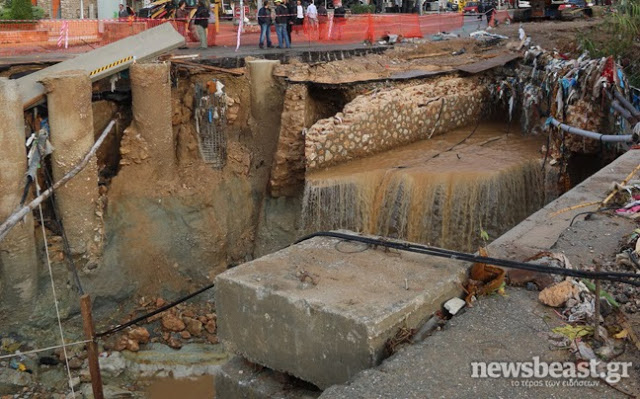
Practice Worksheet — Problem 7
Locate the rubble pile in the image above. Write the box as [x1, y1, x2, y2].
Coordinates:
[104, 297, 218, 352]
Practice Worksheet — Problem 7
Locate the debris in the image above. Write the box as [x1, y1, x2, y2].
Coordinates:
[443, 297, 466, 315]
[98, 352, 126, 378]
[613, 329, 628, 339]
[467, 248, 506, 300]
[507, 267, 555, 290]
[552, 324, 593, 340]
[539, 280, 579, 307]
[452, 48, 466, 56]
[127, 327, 150, 345]
[580, 279, 619, 308]
[184, 317, 203, 336]
[411, 315, 445, 343]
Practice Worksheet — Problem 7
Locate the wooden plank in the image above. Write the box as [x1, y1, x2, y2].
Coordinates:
[80, 294, 104, 399]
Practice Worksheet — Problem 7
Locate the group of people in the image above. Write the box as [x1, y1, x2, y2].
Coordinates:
[258, 0, 347, 49]
[173, 0, 212, 49]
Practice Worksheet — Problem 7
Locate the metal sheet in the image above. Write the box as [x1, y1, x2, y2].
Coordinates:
[456, 53, 521, 74]
[17, 22, 185, 109]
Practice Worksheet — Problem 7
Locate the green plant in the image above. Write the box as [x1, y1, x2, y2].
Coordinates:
[32, 5, 44, 19]
[579, 0, 640, 86]
[350, 3, 375, 13]
[9, 0, 33, 19]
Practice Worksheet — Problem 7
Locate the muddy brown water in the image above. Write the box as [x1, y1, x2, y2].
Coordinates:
[146, 375, 215, 398]
[302, 122, 546, 251]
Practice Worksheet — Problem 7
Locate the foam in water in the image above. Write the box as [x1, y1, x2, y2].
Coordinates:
[302, 123, 545, 251]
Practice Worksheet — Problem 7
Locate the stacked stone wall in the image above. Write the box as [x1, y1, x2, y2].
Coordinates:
[305, 77, 489, 171]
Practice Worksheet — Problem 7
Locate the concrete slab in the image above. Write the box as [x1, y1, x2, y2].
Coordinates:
[319, 289, 624, 399]
[215, 232, 467, 389]
[216, 356, 321, 399]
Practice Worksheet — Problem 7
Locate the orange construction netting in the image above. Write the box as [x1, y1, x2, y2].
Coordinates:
[0, 13, 464, 57]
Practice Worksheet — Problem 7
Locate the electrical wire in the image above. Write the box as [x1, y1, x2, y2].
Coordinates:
[294, 232, 640, 286]
[96, 282, 215, 338]
[36, 183, 76, 398]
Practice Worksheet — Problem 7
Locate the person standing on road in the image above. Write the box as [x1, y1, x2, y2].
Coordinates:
[296, 0, 305, 26]
[484, 1, 495, 23]
[194, 0, 210, 49]
[275, 0, 291, 48]
[332, 2, 346, 40]
[306, 0, 318, 37]
[118, 3, 129, 20]
[258, 0, 274, 48]
[286, 0, 296, 43]
[175, 1, 191, 37]
[317, 2, 328, 40]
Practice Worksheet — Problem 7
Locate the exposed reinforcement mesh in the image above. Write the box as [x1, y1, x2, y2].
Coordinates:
[194, 81, 227, 169]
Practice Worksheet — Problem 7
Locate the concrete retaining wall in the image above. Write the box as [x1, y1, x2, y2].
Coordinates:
[305, 77, 488, 171]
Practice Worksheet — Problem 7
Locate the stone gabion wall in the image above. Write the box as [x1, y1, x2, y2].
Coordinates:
[305, 77, 489, 171]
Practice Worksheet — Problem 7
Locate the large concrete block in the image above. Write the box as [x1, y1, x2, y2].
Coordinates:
[215, 232, 466, 389]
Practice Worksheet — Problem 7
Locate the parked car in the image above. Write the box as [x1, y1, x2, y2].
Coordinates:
[463, 1, 479, 12]
[447, 0, 459, 10]
[559, 0, 586, 9]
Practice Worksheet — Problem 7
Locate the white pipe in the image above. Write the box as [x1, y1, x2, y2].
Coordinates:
[548, 117, 634, 143]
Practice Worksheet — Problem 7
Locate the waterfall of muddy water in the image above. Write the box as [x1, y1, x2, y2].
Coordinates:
[302, 123, 546, 251]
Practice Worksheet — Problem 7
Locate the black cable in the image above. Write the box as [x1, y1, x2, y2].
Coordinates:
[294, 232, 640, 286]
[20, 177, 33, 207]
[96, 282, 215, 338]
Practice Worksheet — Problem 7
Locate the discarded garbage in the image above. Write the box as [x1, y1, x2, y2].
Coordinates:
[552, 324, 593, 340]
[444, 297, 466, 315]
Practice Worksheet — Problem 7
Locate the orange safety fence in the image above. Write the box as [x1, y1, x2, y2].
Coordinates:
[0, 13, 464, 57]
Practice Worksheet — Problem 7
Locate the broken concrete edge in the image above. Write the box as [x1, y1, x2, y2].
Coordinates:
[17, 23, 184, 109]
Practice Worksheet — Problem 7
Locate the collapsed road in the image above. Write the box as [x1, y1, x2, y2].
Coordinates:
[0, 15, 639, 399]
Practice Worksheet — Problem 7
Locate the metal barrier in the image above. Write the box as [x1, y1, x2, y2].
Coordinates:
[0, 13, 464, 57]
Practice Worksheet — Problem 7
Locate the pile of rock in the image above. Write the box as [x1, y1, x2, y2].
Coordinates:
[105, 297, 217, 353]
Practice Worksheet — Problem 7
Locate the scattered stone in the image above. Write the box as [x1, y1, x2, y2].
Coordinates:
[443, 297, 466, 315]
[67, 357, 83, 369]
[167, 336, 182, 350]
[184, 317, 203, 336]
[180, 331, 191, 340]
[127, 327, 150, 344]
[539, 280, 578, 307]
[126, 339, 140, 352]
[0, 368, 34, 395]
[161, 314, 186, 332]
[205, 334, 219, 345]
[99, 352, 126, 377]
[204, 319, 216, 334]
[156, 298, 167, 308]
